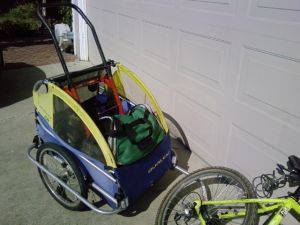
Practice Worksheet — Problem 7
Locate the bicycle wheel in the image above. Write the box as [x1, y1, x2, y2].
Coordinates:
[156, 167, 259, 225]
[36, 143, 88, 211]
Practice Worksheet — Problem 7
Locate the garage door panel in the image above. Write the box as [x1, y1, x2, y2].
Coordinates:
[258, 0, 300, 11]
[143, 0, 176, 7]
[181, 0, 238, 15]
[233, 103, 300, 157]
[99, 35, 114, 53]
[238, 47, 300, 128]
[101, 9, 116, 38]
[87, 6, 114, 63]
[227, 125, 288, 178]
[142, 21, 173, 66]
[116, 14, 141, 68]
[118, 56, 139, 73]
[101, 48, 115, 63]
[186, 130, 217, 165]
[250, 0, 300, 22]
[86, 5, 300, 221]
[174, 92, 221, 161]
[140, 56, 173, 85]
[88, 7, 116, 53]
[176, 74, 223, 116]
[177, 30, 230, 92]
[118, 48, 141, 68]
[243, 38, 300, 66]
[118, 14, 139, 50]
[140, 72, 172, 110]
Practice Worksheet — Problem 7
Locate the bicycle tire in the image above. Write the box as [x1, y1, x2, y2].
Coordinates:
[156, 167, 259, 225]
[37, 143, 88, 211]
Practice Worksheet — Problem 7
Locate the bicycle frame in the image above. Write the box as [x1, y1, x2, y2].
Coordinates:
[194, 197, 300, 225]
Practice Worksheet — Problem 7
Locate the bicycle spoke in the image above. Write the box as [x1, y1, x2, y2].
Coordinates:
[157, 168, 257, 225]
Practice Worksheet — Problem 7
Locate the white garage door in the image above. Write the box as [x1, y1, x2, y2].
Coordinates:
[85, 0, 300, 189]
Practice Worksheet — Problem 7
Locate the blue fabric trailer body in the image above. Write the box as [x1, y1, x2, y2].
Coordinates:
[114, 135, 172, 206]
[36, 112, 172, 209]
[36, 113, 120, 208]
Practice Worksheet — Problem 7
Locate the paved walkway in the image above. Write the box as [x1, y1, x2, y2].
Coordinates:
[0, 62, 208, 225]
[2, 43, 77, 70]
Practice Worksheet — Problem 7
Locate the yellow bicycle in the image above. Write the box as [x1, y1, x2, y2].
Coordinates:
[156, 155, 300, 225]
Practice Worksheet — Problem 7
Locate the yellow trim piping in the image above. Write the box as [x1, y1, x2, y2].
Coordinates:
[33, 82, 54, 128]
[116, 64, 168, 133]
[34, 82, 117, 168]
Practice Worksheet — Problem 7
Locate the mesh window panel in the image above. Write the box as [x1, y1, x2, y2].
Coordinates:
[117, 70, 162, 124]
[53, 96, 105, 163]
[120, 75, 147, 105]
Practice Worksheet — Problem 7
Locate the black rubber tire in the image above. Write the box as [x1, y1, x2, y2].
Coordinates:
[36, 143, 88, 211]
[155, 167, 259, 225]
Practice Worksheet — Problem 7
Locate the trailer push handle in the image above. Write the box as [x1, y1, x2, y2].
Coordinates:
[36, 2, 109, 88]
[36, 3, 124, 114]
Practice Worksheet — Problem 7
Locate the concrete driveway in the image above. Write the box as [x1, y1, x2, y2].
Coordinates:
[0, 62, 207, 225]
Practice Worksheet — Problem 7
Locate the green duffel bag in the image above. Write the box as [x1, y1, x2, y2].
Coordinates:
[108, 105, 165, 165]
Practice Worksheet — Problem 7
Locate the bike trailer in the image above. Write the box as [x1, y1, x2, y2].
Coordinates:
[27, 3, 180, 215]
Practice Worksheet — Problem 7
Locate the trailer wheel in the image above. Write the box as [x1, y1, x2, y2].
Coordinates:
[36, 143, 88, 211]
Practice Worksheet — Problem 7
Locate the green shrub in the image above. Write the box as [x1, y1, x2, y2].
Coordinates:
[0, 3, 41, 36]
[58, 6, 73, 27]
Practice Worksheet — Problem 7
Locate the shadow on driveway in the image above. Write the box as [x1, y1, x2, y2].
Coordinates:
[0, 63, 46, 108]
